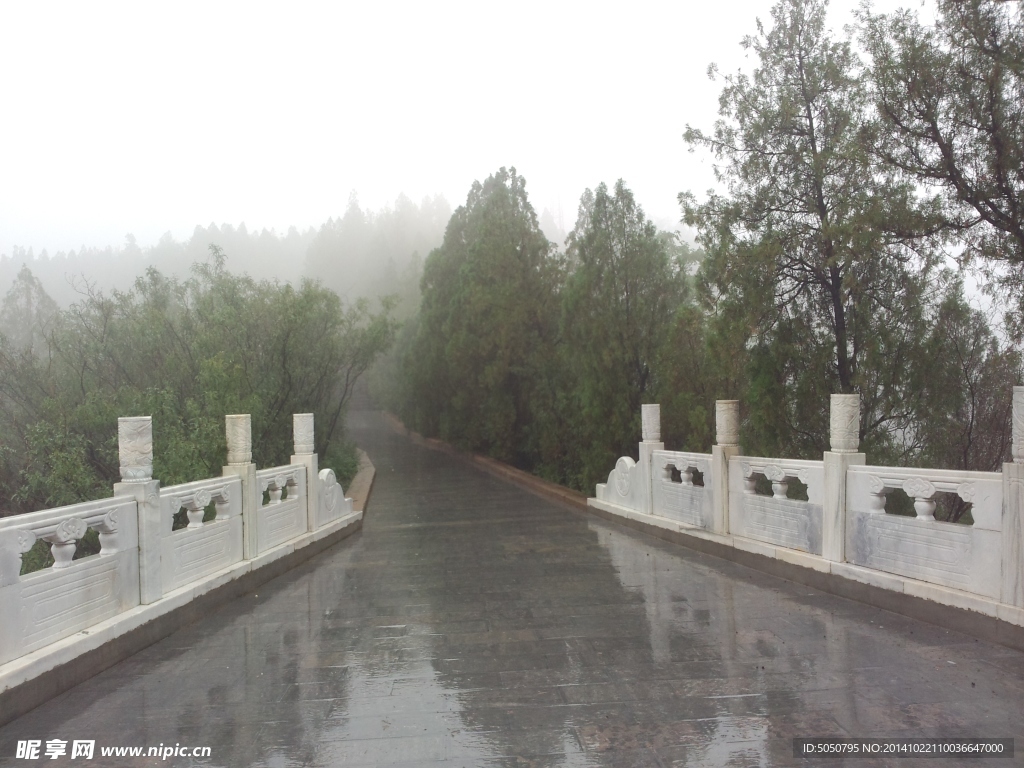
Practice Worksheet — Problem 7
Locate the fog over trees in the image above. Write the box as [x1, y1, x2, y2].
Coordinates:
[1, 0, 1021, 523]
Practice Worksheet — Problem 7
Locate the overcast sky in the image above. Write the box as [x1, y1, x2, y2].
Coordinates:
[1, 0, 920, 256]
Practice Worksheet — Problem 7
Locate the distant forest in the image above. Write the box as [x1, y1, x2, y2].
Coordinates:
[0, 192, 456, 309]
[2, 0, 1022, 522]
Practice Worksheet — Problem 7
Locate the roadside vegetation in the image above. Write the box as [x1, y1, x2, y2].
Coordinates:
[386, 0, 1024, 514]
[0, 250, 395, 516]
[1, 0, 1020, 530]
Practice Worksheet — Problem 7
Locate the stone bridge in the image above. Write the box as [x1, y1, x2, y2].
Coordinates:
[1, 402, 1023, 766]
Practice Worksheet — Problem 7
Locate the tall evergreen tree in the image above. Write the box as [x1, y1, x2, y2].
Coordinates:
[408, 167, 562, 465]
[681, 0, 941, 458]
[562, 181, 689, 486]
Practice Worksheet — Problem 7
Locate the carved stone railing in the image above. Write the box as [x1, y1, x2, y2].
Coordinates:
[730, 456, 824, 555]
[0, 496, 140, 666]
[318, 468, 353, 527]
[589, 386, 1024, 627]
[595, 456, 646, 514]
[651, 450, 713, 529]
[0, 410, 362, 691]
[846, 465, 1003, 600]
[160, 476, 243, 593]
[255, 465, 306, 555]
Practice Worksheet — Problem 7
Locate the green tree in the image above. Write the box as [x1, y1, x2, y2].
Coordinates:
[918, 283, 1022, 474]
[682, 0, 941, 458]
[861, 0, 1024, 338]
[407, 167, 562, 466]
[562, 180, 690, 487]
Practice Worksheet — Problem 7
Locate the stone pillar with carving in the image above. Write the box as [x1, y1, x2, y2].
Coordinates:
[291, 413, 320, 531]
[711, 400, 741, 536]
[112, 416, 163, 604]
[222, 414, 259, 560]
[822, 394, 866, 563]
[638, 404, 664, 518]
[1002, 386, 1024, 609]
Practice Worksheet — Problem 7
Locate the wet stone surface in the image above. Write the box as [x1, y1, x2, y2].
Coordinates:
[2, 408, 1024, 766]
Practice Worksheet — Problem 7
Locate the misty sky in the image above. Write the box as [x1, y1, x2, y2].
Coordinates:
[2, 0, 919, 256]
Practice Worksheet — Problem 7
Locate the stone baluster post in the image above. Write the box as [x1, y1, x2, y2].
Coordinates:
[822, 394, 866, 563]
[222, 415, 259, 560]
[639, 404, 664, 518]
[291, 413, 320, 532]
[711, 400, 740, 535]
[113, 417, 162, 604]
[1002, 386, 1024, 609]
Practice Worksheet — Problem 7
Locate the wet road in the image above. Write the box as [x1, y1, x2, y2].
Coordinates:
[2, 407, 1024, 767]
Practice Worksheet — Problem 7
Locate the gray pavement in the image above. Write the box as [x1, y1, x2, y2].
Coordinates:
[2, 407, 1023, 767]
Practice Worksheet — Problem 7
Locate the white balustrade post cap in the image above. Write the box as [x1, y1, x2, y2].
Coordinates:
[641, 404, 661, 442]
[118, 416, 153, 483]
[1013, 386, 1023, 463]
[226, 414, 253, 465]
[715, 400, 739, 446]
[293, 413, 315, 455]
[829, 393, 860, 453]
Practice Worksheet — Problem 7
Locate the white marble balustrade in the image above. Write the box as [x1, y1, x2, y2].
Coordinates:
[651, 450, 714, 529]
[0, 411, 365, 681]
[846, 465, 1003, 599]
[729, 456, 825, 555]
[318, 468, 353, 528]
[588, 389, 1024, 629]
[595, 456, 646, 514]
[0, 496, 140, 665]
[160, 476, 243, 593]
[255, 465, 306, 555]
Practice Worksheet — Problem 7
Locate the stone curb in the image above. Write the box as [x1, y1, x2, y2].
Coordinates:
[381, 412, 587, 511]
[347, 448, 376, 515]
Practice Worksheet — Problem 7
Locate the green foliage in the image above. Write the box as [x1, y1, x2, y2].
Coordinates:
[682, 0, 948, 460]
[395, 171, 709, 492]
[0, 253, 395, 515]
[324, 440, 361, 491]
[404, 167, 563, 466]
[915, 282, 1021, 472]
[861, 0, 1024, 338]
[562, 181, 691, 488]
[390, 0, 1020, 494]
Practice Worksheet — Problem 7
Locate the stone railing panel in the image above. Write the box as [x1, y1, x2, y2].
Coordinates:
[318, 468, 353, 527]
[255, 464, 307, 554]
[651, 450, 713, 529]
[160, 476, 243, 592]
[0, 496, 140, 665]
[595, 456, 645, 514]
[729, 456, 825, 554]
[846, 465, 1003, 599]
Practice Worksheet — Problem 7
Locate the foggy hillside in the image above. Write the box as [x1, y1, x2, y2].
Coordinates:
[0, 194, 451, 311]
[305, 193, 450, 310]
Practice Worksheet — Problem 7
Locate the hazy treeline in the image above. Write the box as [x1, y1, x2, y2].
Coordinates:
[306, 193, 452, 314]
[0, 225, 315, 308]
[0, 194, 456, 310]
[385, 0, 1024, 514]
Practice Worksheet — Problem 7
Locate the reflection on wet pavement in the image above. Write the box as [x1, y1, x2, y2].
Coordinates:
[2, 408, 1023, 766]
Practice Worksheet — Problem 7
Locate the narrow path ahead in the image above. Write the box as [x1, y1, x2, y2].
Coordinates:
[2, 408, 1023, 767]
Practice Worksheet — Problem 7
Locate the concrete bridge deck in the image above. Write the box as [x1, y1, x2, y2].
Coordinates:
[2, 408, 1023, 767]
